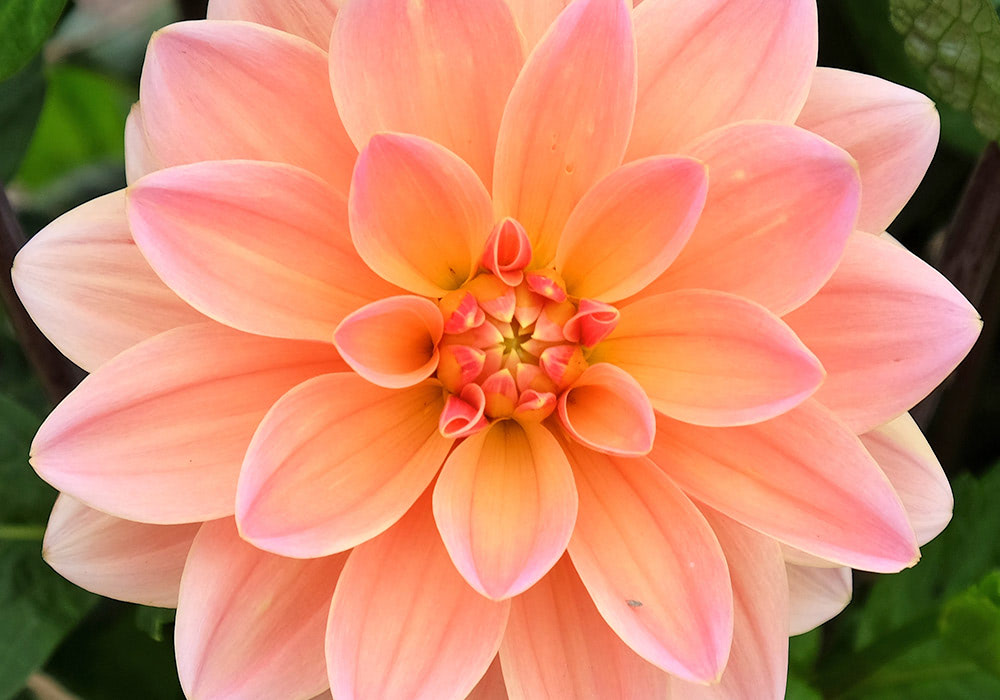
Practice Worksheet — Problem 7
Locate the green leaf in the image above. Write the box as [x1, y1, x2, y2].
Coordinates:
[13, 63, 132, 190]
[0, 0, 68, 81]
[0, 58, 46, 184]
[890, 0, 1000, 140]
[940, 570, 1000, 676]
[135, 607, 176, 644]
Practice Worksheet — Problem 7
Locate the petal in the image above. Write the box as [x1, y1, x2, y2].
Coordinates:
[784, 232, 982, 433]
[671, 509, 788, 700]
[628, 0, 817, 158]
[796, 68, 940, 233]
[42, 495, 199, 607]
[554, 156, 708, 302]
[207, 0, 339, 47]
[139, 21, 355, 197]
[635, 122, 860, 315]
[787, 564, 852, 636]
[31, 323, 344, 524]
[860, 413, 953, 546]
[466, 657, 508, 700]
[330, 0, 523, 188]
[558, 363, 655, 456]
[175, 518, 346, 700]
[124, 104, 159, 184]
[237, 375, 451, 557]
[128, 160, 396, 342]
[333, 295, 444, 389]
[493, 0, 637, 265]
[11, 190, 204, 372]
[590, 290, 824, 427]
[349, 133, 494, 297]
[433, 421, 577, 599]
[650, 400, 920, 573]
[503, 0, 571, 51]
[327, 495, 510, 700]
[562, 439, 733, 682]
[500, 556, 671, 699]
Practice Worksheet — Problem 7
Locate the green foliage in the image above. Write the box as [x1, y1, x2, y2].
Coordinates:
[135, 606, 177, 644]
[0, 59, 46, 184]
[890, 0, 1000, 140]
[0, 0, 68, 82]
[940, 570, 1000, 675]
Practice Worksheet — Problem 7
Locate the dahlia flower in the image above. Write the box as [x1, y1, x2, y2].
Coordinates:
[12, 0, 980, 698]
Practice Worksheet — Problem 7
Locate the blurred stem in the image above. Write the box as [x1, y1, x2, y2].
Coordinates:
[0, 523, 46, 541]
[912, 142, 1000, 468]
[812, 611, 939, 698]
[0, 187, 84, 404]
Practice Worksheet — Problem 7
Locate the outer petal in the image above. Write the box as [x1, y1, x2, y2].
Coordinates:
[554, 156, 708, 302]
[327, 495, 510, 700]
[557, 363, 655, 456]
[330, 0, 522, 188]
[493, 0, 637, 265]
[237, 375, 451, 557]
[175, 519, 346, 700]
[785, 232, 982, 433]
[128, 160, 396, 342]
[333, 296, 444, 389]
[30, 324, 344, 524]
[11, 191, 204, 372]
[42, 495, 199, 607]
[796, 67, 939, 233]
[671, 509, 788, 700]
[207, 0, 339, 47]
[139, 21, 355, 197]
[628, 0, 817, 159]
[650, 400, 919, 573]
[787, 564, 852, 636]
[433, 421, 577, 599]
[562, 438, 733, 683]
[861, 413, 953, 546]
[500, 556, 671, 699]
[466, 657, 508, 700]
[635, 122, 860, 315]
[124, 104, 159, 184]
[349, 134, 494, 297]
[591, 290, 824, 427]
[503, 0, 571, 51]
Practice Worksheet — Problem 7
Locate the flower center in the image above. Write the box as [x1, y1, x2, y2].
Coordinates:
[435, 219, 619, 439]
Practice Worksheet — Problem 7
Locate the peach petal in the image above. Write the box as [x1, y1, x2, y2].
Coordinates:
[538, 344, 588, 390]
[42, 495, 199, 607]
[330, 0, 523, 188]
[671, 508, 789, 699]
[440, 384, 490, 439]
[503, 0, 571, 52]
[787, 564, 853, 636]
[558, 363, 655, 456]
[628, 0, 817, 158]
[124, 104, 159, 184]
[433, 421, 577, 599]
[651, 401, 919, 572]
[207, 0, 340, 48]
[437, 345, 488, 394]
[327, 496, 510, 700]
[513, 284, 544, 327]
[563, 299, 620, 348]
[523, 270, 567, 303]
[128, 160, 398, 342]
[440, 291, 486, 335]
[11, 190, 204, 372]
[350, 133, 494, 297]
[561, 439, 733, 682]
[635, 122, 860, 315]
[785, 232, 982, 433]
[493, 0, 637, 265]
[236, 375, 451, 558]
[797, 67, 940, 233]
[500, 556, 671, 699]
[175, 519, 346, 700]
[483, 219, 532, 286]
[482, 369, 519, 418]
[555, 156, 708, 301]
[466, 657, 508, 700]
[139, 21, 355, 197]
[512, 390, 557, 423]
[468, 275, 518, 323]
[333, 296, 444, 389]
[861, 413, 953, 546]
[30, 323, 344, 524]
[591, 290, 824, 427]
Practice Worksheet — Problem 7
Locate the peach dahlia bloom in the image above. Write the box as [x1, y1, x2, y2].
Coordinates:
[12, 0, 981, 698]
